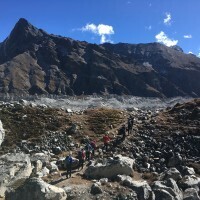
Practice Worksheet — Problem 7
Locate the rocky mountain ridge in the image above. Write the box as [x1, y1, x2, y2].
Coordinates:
[0, 18, 200, 97]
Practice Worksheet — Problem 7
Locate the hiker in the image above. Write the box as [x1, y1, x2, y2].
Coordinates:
[118, 124, 126, 141]
[90, 140, 96, 158]
[112, 132, 122, 147]
[65, 152, 73, 178]
[85, 142, 93, 161]
[127, 117, 133, 135]
[103, 132, 111, 152]
[78, 148, 85, 170]
[85, 136, 90, 144]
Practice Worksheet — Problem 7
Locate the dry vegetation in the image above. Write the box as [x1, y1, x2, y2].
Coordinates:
[85, 108, 125, 134]
[0, 105, 126, 152]
[0, 105, 70, 147]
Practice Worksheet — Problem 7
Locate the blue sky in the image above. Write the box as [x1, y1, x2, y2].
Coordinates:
[1, 0, 200, 56]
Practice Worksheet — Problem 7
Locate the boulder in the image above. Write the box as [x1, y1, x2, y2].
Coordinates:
[37, 167, 50, 177]
[178, 175, 200, 191]
[153, 189, 175, 200]
[48, 161, 59, 173]
[0, 120, 5, 146]
[116, 174, 133, 183]
[160, 168, 182, 181]
[181, 167, 195, 176]
[84, 155, 134, 179]
[57, 157, 79, 170]
[63, 157, 79, 169]
[183, 188, 200, 200]
[5, 177, 67, 200]
[52, 147, 62, 155]
[90, 183, 103, 195]
[122, 179, 154, 200]
[67, 123, 78, 134]
[0, 153, 32, 197]
[167, 154, 182, 168]
[152, 178, 183, 200]
[33, 160, 43, 173]
[99, 178, 108, 185]
[30, 153, 51, 164]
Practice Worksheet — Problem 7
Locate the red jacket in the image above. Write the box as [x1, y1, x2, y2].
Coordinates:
[103, 135, 110, 144]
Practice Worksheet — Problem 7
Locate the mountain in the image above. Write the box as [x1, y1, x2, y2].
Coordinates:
[0, 18, 200, 97]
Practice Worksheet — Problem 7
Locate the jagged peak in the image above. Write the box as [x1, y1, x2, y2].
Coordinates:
[13, 18, 37, 33]
[8, 18, 44, 42]
[16, 18, 30, 26]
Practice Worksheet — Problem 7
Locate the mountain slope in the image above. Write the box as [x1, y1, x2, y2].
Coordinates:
[0, 18, 200, 97]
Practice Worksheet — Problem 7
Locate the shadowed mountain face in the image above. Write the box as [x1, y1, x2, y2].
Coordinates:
[0, 18, 200, 97]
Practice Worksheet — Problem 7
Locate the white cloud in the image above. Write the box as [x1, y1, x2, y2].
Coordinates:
[183, 35, 192, 39]
[82, 23, 97, 34]
[97, 24, 114, 35]
[188, 51, 193, 54]
[100, 35, 113, 43]
[164, 12, 172, 25]
[81, 23, 114, 43]
[155, 31, 178, 47]
[145, 25, 152, 31]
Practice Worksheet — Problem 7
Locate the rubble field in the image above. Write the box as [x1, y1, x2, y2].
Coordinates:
[0, 97, 199, 200]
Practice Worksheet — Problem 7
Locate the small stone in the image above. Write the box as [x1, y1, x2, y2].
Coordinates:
[91, 183, 103, 195]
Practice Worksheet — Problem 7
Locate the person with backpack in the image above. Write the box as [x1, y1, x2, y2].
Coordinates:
[85, 142, 93, 161]
[78, 148, 85, 170]
[127, 118, 133, 135]
[103, 132, 110, 152]
[90, 140, 96, 158]
[118, 124, 126, 141]
[65, 152, 73, 178]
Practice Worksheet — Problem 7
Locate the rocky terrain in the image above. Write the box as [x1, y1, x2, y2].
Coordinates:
[0, 18, 200, 97]
[0, 97, 199, 199]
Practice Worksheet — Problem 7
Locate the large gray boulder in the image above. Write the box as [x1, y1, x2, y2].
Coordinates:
[30, 152, 51, 164]
[0, 120, 5, 146]
[84, 155, 134, 179]
[181, 167, 195, 176]
[90, 183, 103, 195]
[118, 176, 154, 200]
[178, 175, 200, 191]
[167, 154, 182, 168]
[183, 188, 200, 200]
[0, 153, 32, 197]
[152, 178, 183, 200]
[160, 168, 182, 181]
[153, 189, 175, 200]
[5, 177, 67, 200]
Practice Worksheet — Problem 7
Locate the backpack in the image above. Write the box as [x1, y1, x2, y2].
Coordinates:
[78, 150, 85, 159]
[65, 156, 72, 165]
[118, 128, 123, 135]
[85, 143, 92, 152]
[91, 141, 96, 149]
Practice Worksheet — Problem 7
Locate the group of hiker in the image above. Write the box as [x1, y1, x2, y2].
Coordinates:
[116, 115, 134, 140]
[65, 115, 134, 178]
[65, 139, 97, 178]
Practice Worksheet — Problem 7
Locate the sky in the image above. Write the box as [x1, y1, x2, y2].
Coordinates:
[1, 0, 200, 56]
